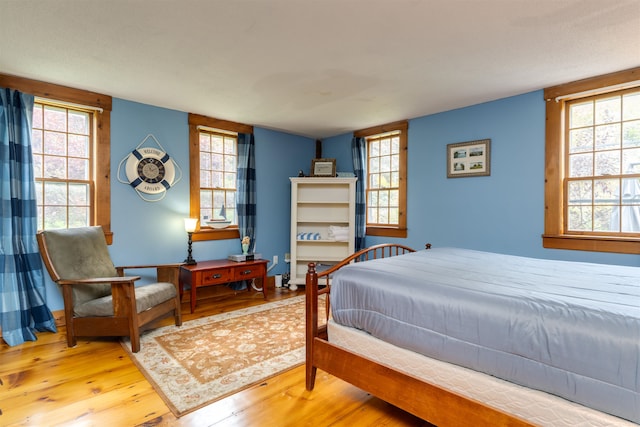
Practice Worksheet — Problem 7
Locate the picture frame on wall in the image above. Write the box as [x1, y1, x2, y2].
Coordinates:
[311, 158, 337, 177]
[447, 139, 491, 178]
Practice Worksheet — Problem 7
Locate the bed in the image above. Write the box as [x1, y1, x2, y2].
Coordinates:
[305, 244, 640, 426]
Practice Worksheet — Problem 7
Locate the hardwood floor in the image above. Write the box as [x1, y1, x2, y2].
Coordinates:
[0, 284, 430, 426]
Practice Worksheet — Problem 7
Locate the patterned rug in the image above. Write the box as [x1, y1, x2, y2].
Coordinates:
[122, 295, 322, 417]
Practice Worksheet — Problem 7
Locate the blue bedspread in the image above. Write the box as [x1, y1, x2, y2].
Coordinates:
[330, 247, 640, 423]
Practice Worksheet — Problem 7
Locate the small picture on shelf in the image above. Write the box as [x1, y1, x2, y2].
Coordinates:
[311, 158, 336, 177]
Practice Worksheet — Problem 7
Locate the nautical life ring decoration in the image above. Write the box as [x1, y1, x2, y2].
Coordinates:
[117, 134, 182, 202]
[126, 147, 174, 194]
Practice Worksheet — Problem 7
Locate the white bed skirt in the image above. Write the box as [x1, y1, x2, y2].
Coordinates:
[327, 319, 636, 427]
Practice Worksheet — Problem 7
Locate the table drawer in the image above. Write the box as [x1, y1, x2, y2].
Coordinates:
[233, 265, 264, 281]
[201, 268, 233, 285]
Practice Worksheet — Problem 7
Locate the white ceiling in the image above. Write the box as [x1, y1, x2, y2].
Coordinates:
[1, 0, 639, 138]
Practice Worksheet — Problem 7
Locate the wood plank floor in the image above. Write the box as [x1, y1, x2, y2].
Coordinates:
[0, 285, 431, 426]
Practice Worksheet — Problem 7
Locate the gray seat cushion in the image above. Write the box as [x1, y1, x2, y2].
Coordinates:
[74, 282, 177, 317]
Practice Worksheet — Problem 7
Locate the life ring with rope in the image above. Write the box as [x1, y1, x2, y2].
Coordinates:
[124, 147, 176, 194]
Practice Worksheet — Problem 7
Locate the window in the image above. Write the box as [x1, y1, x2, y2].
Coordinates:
[198, 129, 237, 224]
[0, 73, 113, 243]
[32, 101, 93, 230]
[188, 113, 252, 241]
[354, 120, 408, 238]
[543, 67, 640, 254]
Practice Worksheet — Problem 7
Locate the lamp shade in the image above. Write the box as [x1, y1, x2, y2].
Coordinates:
[184, 218, 198, 233]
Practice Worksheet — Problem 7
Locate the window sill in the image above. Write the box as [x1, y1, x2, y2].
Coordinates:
[542, 234, 640, 254]
[192, 228, 240, 242]
[366, 226, 407, 238]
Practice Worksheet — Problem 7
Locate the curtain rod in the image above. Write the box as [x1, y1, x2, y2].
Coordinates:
[553, 80, 640, 103]
[196, 125, 237, 135]
[34, 96, 104, 113]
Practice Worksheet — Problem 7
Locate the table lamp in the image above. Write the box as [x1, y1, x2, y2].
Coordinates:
[183, 218, 198, 265]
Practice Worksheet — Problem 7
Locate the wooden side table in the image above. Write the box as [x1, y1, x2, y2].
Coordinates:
[179, 259, 269, 313]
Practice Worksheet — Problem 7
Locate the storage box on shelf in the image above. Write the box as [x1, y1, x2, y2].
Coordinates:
[289, 177, 356, 288]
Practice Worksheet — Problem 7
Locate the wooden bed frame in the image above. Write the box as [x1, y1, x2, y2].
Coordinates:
[305, 243, 533, 427]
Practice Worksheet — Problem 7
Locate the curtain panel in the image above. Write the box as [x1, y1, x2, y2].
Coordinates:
[0, 87, 57, 346]
[352, 136, 366, 251]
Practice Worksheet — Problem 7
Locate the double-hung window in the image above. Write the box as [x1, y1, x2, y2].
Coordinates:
[543, 67, 640, 254]
[32, 101, 93, 230]
[0, 73, 113, 242]
[355, 120, 408, 238]
[188, 113, 252, 241]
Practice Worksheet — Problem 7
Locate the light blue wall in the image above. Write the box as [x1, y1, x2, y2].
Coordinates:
[44, 99, 314, 310]
[324, 90, 640, 267]
[45, 89, 640, 310]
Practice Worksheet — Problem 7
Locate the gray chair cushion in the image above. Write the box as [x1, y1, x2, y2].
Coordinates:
[40, 226, 117, 306]
[74, 282, 177, 317]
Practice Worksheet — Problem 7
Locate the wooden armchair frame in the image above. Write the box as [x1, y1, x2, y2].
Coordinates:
[37, 230, 182, 353]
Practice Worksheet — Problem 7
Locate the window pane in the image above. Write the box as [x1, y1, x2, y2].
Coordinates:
[569, 153, 593, 177]
[224, 172, 236, 188]
[623, 120, 640, 147]
[44, 206, 67, 229]
[570, 101, 593, 127]
[594, 151, 620, 176]
[389, 207, 399, 223]
[200, 169, 212, 188]
[44, 131, 66, 155]
[200, 134, 211, 152]
[568, 180, 592, 205]
[68, 157, 89, 180]
[69, 206, 89, 228]
[32, 129, 43, 153]
[569, 128, 593, 153]
[68, 110, 89, 135]
[594, 205, 615, 231]
[44, 105, 66, 131]
[368, 207, 378, 223]
[593, 179, 617, 205]
[568, 205, 592, 231]
[622, 148, 640, 173]
[44, 155, 67, 179]
[594, 124, 620, 150]
[69, 183, 89, 205]
[200, 152, 211, 171]
[68, 134, 89, 157]
[44, 182, 67, 205]
[595, 96, 621, 125]
[623, 93, 640, 120]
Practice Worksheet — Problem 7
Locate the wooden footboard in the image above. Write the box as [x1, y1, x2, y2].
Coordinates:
[304, 243, 533, 426]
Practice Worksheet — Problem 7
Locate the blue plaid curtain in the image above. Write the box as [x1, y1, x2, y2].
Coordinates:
[0, 87, 57, 346]
[352, 136, 366, 251]
[236, 132, 256, 252]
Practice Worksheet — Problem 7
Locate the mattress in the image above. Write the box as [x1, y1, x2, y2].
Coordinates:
[328, 319, 637, 427]
[330, 247, 640, 423]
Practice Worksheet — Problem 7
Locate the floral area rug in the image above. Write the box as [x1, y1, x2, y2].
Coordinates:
[122, 295, 322, 417]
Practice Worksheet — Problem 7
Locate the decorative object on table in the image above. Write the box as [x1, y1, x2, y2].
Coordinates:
[241, 235, 250, 255]
[227, 252, 262, 262]
[183, 218, 198, 265]
[205, 204, 232, 229]
[446, 138, 491, 178]
[310, 158, 336, 177]
[117, 134, 183, 202]
[122, 295, 326, 417]
[298, 169, 305, 177]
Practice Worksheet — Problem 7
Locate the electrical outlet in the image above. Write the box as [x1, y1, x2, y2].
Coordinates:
[273, 255, 278, 264]
[285, 252, 290, 263]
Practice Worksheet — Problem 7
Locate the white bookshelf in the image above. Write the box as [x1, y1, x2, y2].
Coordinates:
[289, 177, 356, 287]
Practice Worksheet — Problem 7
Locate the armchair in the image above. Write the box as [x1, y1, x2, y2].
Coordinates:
[36, 226, 182, 353]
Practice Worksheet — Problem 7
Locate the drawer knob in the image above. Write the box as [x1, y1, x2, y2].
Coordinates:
[212, 273, 222, 279]
[241, 269, 252, 275]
